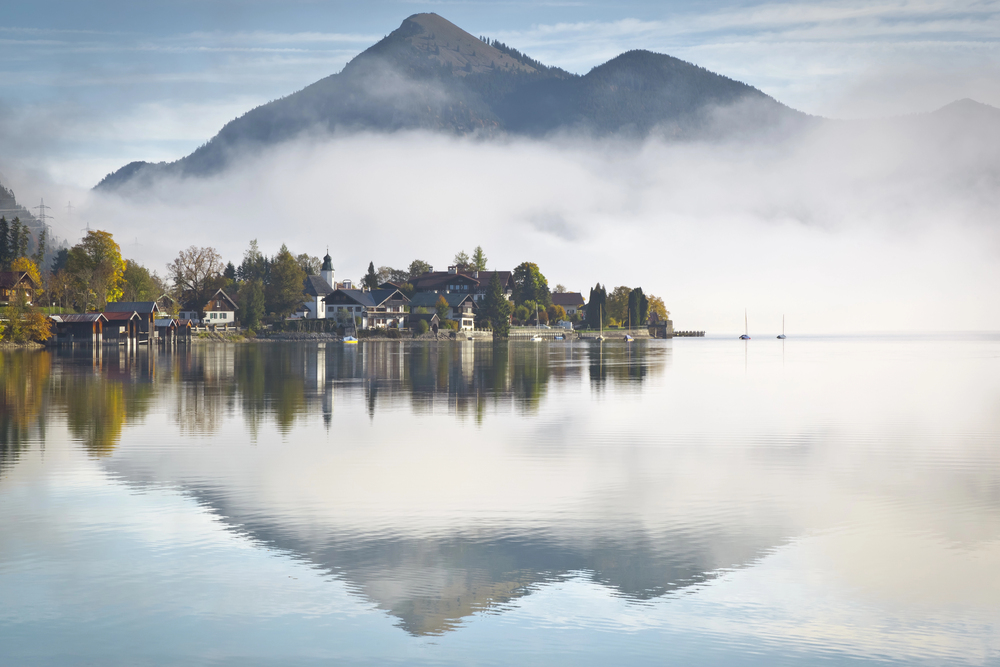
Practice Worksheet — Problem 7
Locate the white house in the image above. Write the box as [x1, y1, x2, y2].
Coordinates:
[181, 288, 238, 326]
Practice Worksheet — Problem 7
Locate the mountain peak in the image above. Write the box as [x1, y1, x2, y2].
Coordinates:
[353, 12, 540, 77]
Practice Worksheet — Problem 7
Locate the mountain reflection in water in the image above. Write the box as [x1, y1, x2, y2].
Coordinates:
[3, 337, 998, 661]
[4, 341, 724, 636]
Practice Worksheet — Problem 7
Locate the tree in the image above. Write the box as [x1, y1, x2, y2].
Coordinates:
[397, 282, 415, 298]
[10, 218, 28, 260]
[554, 284, 567, 293]
[223, 261, 237, 281]
[10, 257, 42, 296]
[267, 245, 306, 318]
[1, 289, 51, 343]
[511, 262, 551, 306]
[482, 270, 513, 338]
[407, 259, 433, 280]
[376, 266, 410, 285]
[627, 287, 648, 327]
[586, 283, 608, 330]
[66, 230, 126, 310]
[453, 250, 470, 270]
[471, 246, 488, 271]
[435, 295, 450, 320]
[296, 253, 320, 276]
[121, 260, 156, 302]
[607, 286, 632, 323]
[647, 295, 669, 321]
[31, 228, 47, 270]
[238, 278, 265, 332]
[513, 304, 529, 324]
[167, 246, 223, 314]
[0, 217, 9, 269]
[237, 239, 268, 283]
[363, 261, 379, 289]
[547, 304, 566, 323]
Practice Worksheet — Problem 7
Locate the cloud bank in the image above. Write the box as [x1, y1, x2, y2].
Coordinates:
[42, 103, 999, 335]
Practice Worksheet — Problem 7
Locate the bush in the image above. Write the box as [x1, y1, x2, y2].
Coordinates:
[416, 319, 429, 335]
[386, 328, 401, 339]
[442, 319, 459, 331]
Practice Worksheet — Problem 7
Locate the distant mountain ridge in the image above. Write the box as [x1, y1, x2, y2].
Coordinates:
[95, 13, 814, 191]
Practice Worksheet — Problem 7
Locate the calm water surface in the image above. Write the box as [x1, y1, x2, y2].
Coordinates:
[1, 337, 998, 665]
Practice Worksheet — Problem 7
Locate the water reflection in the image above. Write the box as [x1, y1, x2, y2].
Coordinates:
[0, 351, 50, 471]
[4, 338, 996, 663]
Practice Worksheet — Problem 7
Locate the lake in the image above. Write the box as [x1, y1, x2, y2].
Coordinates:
[1, 337, 998, 666]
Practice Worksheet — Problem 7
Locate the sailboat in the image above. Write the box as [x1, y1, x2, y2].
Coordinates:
[777, 315, 786, 339]
[531, 304, 543, 341]
[739, 309, 750, 340]
[596, 304, 605, 340]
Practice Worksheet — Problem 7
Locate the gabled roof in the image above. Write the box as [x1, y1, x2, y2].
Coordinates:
[102, 311, 142, 321]
[203, 288, 238, 311]
[467, 270, 512, 290]
[154, 318, 176, 327]
[409, 270, 513, 293]
[408, 291, 476, 309]
[407, 312, 440, 323]
[106, 301, 160, 314]
[51, 313, 108, 323]
[304, 275, 335, 297]
[0, 271, 38, 289]
[410, 271, 479, 292]
[551, 292, 585, 307]
[324, 288, 408, 308]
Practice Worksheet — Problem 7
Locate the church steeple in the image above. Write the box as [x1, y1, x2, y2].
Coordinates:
[321, 247, 335, 288]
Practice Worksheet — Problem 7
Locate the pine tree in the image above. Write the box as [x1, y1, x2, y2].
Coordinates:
[483, 271, 513, 339]
[32, 228, 47, 270]
[363, 261, 379, 289]
[0, 217, 9, 269]
[471, 246, 487, 271]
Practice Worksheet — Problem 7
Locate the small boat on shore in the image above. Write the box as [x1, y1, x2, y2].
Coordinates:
[343, 336, 358, 344]
[739, 310, 750, 340]
[777, 315, 786, 339]
[624, 334, 634, 342]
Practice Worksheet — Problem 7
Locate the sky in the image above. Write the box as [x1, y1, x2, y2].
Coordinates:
[3, 0, 1000, 186]
[1, 1, 999, 333]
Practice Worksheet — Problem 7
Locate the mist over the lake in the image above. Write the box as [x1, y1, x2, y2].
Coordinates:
[18, 102, 996, 335]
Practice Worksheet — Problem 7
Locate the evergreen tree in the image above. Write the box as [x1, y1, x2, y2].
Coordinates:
[586, 283, 608, 330]
[239, 278, 265, 332]
[32, 228, 47, 270]
[223, 261, 237, 281]
[483, 271, 513, 338]
[0, 217, 9, 269]
[363, 261, 379, 289]
[471, 246, 488, 271]
[267, 245, 306, 318]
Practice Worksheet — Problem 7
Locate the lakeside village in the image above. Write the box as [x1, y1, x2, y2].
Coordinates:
[0, 226, 683, 347]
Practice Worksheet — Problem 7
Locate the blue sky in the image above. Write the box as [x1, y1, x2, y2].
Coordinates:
[2, 0, 999, 186]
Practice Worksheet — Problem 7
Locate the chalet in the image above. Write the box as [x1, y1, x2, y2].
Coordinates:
[551, 292, 585, 316]
[407, 292, 477, 331]
[180, 288, 238, 326]
[0, 271, 38, 306]
[49, 313, 107, 345]
[105, 301, 161, 339]
[323, 288, 409, 329]
[409, 266, 513, 303]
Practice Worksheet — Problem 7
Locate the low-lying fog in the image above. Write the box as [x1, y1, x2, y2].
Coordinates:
[16, 105, 1000, 334]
